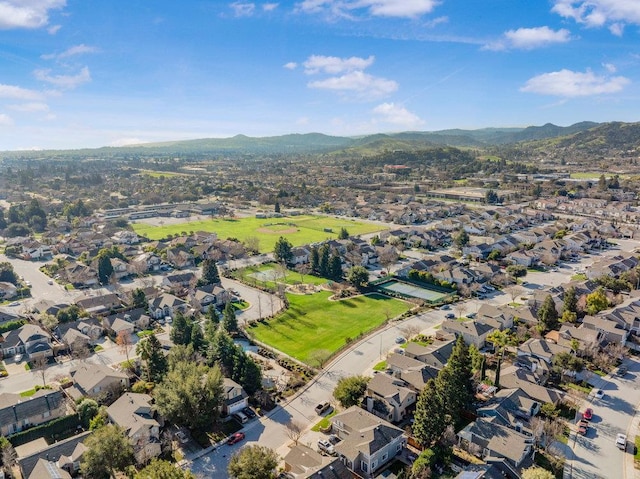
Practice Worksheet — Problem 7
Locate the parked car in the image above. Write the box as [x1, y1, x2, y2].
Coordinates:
[617, 365, 628, 377]
[578, 420, 589, 435]
[315, 402, 331, 415]
[226, 432, 245, 445]
[594, 389, 604, 399]
[616, 433, 627, 450]
[14, 354, 23, 362]
[395, 336, 406, 344]
[328, 434, 340, 445]
[583, 408, 593, 421]
[445, 313, 455, 319]
[242, 407, 257, 419]
[440, 304, 450, 310]
[317, 439, 335, 455]
[175, 430, 189, 444]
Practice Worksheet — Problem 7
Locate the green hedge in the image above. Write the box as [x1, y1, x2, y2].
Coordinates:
[8, 414, 81, 447]
[0, 319, 27, 334]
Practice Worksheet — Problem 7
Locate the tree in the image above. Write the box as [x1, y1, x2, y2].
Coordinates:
[154, 361, 224, 429]
[379, 246, 399, 274]
[310, 246, 320, 275]
[32, 356, 48, 387]
[170, 311, 193, 345]
[222, 301, 238, 332]
[537, 295, 559, 332]
[413, 379, 446, 447]
[487, 329, 509, 388]
[563, 286, 577, 314]
[132, 288, 147, 309]
[135, 459, 196, 479]
[329, 254, 343, 281]
[97, 255, 114, 285]
[453, 228, 469, 249]
[201, 259, 220, 285]
[485, 189, 499, 204]
[506, 264, 527, 278]
[136, 333, 168, 383]
[80, 424, 134, 479]
[553, 351, 584, 382]
[0, 262, 18, 285]
[285, 420, 305, 446]
[436, 336, 474, 425]
[586, 287, 609, 315]
[116, 330, 132, 364]
[274, 201, 280, 213]
[333, 375, 369, 408]
[308, 349, 332, 369]
[273, 236, 293, 264]
[227, 445, 279, 479]
[338, 227, 349, 239]
[522, 467, 554, 479]
[78, 398, 100, 428]
[346, 265, 369, 290]
[318, 244, 330, 278]
[411, 449, 435, 479]
[244, 236, 260, 254]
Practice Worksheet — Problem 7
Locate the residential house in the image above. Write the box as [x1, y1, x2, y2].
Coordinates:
[110, 258, 131, 279]
[105, 308, 151, 331]
[222, 378, 249, 415]
[107, 393, 162, 463]
[165, 247, 195, 269]
[148, 293, 189, 320]
[17, 431, 90, 479]
[192, 284, 229, 312]
[20, 240, 52, 260]
[283, 445, 352, 479]
[476, 304, 514, 331]
[500, 365, 564, 405]
[0, 282, 17, 299]
[476, 388, 540, 435]
[102, 315, 136, 338]
[111, 230, 139, 245]
[0, 389, 67, 436]
[517, 338, 571, 364]
[75, 293, 121, 315]
[457, 418, 534, 474]
[364, 373, 416, 423]
[441, 320, 495, 348]
[331, 406, 407, 477]
[291, 246, 311, 265]
[62, 262, 99, 288]
[69, 363, 130, 400]
[161, 272, 196, 292]
[581, 315, 629, 346]
[131, 252, 162, 273]
[403, 338, 455, 370]
[55, 318, 103, 346]
[1, 324, 52, 360]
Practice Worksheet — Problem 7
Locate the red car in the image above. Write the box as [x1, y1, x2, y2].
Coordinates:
[227, 432, 245, 445]
[583, 408, 593, 421]
[578, 420, 589, 435]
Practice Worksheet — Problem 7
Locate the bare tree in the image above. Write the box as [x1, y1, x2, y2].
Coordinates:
[70, 339, 92, 360]
[32, 356, 49, 387]
[244, 236, 260, 255]
[379, 246, 399, 274]
[541, 418, 565, 450]
[401, 324, 421, 341]
[605, 342, 627, 361]
[506, 286, 524, 304]
[285, 420, 305, 446]
[116, 330, 132, 364]
[308, 349, 332, 369]
[453, 302, 468, 319]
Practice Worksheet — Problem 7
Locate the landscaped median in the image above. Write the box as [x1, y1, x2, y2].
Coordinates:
[246, 290, 412, 365]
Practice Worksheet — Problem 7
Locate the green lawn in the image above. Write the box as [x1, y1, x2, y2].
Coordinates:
[233, 263, 328, 288]
[250, 291, 411, 363]
[132, 215, 384, 252]
[311, 410, 337, 432]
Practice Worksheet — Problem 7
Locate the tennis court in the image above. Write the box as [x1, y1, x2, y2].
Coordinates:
[378, 279, 450, 303]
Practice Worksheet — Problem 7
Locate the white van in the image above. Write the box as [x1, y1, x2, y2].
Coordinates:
[233, 411, 248, 424]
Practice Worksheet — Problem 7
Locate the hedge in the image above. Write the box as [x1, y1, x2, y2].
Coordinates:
[0, 319, 27, 334]
[8, 414, 81, 447]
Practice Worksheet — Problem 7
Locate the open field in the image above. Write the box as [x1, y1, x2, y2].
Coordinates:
[131, 215, 384, 252]
[249, 291, 411, 363]
[232, 264, 328, 288]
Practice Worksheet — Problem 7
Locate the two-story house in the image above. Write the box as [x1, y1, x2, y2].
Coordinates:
[69, 363, 130, 400]
[364, 373, 416, 423]
[0, 389, 67, 436]
[1, 324, 52, 360]
[222, 378, 249, 415]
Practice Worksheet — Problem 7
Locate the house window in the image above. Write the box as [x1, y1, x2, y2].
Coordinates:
[382, 453, 388, 462]
[396, 443, 402, 452]
[361, 462, 368, 472]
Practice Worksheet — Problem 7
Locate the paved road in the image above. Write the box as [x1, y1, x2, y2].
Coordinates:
[566, 356, 640, 479]
[187, 308, 446, 477]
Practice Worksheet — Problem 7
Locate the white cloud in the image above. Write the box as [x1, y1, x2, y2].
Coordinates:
[229, 2, 255, 16]
[0, 113, 13, 126]
[34, 66, 91, 89]
[41, 44, 97, 60]
[521, 68, 630, 97]
[47, 24, 61, 34]
[0, 84, 43, 100]
[263, 2, 279, 11]
[303, 55, 375, 74]
[552, 0, 640, 33]
[295, 0, 438, 18]
[284, 62, 298, 70]
[8, 102, 49, 112]
[485, 26, 571, 51]
[110, 138, 144, 147]
[372, 102, 423, 128]
[308, 70, 398, 99]
[296, 116, 310, 125]
[603, 62, 617, 72]
[0, 0, 65, 30]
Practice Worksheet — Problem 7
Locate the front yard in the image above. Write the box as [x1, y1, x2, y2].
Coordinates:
[249, 291, 411, 364]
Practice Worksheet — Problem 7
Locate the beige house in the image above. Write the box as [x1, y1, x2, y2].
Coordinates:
[69, 363, 130, 400]
[0, 389, 67, 436]
[364, 373, 416, 423]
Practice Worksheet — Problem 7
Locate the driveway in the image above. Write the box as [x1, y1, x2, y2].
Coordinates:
[565, 356, 640, 479]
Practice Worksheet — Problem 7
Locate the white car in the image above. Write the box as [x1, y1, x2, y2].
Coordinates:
[14, 354, 23, 362]
[616, 433, 627, 450]
[594, 389, 604, 399]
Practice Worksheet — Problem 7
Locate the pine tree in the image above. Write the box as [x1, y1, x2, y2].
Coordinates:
[319, 244, 330, 278]
[310, 246, 319, 275]
[201, 259, 220, 285]
[537, 294, 559, 331]
[437, 336, 474, 425]
[170, 312, 192, 345]
[413, 379, 446, 447]
[329, 254, 343, 281]
[563, 286, 577, 314]
[222, 301, 238, 332]
[136, 333, 168, 383]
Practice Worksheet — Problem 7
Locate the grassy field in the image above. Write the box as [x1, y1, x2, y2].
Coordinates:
[233, 263, 328, 288]
[250, 291, 411, 363]
[132, 215, 384, 252]
[138, 169, 193, 178]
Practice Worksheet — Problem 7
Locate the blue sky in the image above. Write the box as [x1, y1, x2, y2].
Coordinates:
[1, 0, 640, 150]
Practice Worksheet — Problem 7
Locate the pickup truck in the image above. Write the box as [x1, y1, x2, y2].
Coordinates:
[315, 402, 331, 415]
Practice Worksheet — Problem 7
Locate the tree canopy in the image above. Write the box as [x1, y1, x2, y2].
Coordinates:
[273, 236, 293, 264]
[135, 459, 196, 479]
[413, 379, 446, 447]
[333, 376, 369, 408]
[80, 425, 134, 479]
[227, 445, 279, 479]
[346, 265, 369, 289]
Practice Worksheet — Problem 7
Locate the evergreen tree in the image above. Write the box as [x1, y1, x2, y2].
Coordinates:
[318, 244, 330, 278]
[200, 259, 220, 285]
[97, 255, 114, 285]
[563, 286, 577, 314]
[80, 425, 134, 478]
[227, 445, 279, 479]
[412, 379, 446, 447]
[222, 301, 238, 332]
[274, 201, 281, 213]
[204, 306, 220, 342]
[338, 227, 349, 239]
[453, 228, 470, 248]
[136, 333, 168, 383]
[273, 236, 293, 264]
[537, 295, 559, 331]
[170, 311, 192, 345]
[437, 336, 474, 425]
[190, 324, 206, 353]
[310, 246, 319, 275]
[329, 254, 343, 281]
[132, 288, 147, 309]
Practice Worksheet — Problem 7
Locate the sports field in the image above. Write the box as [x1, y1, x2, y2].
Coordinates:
[377, 279, 450, 303]
[249, 291, 411, 364]
[132, 215, 384, 252]
[233, 264, 328, 288]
